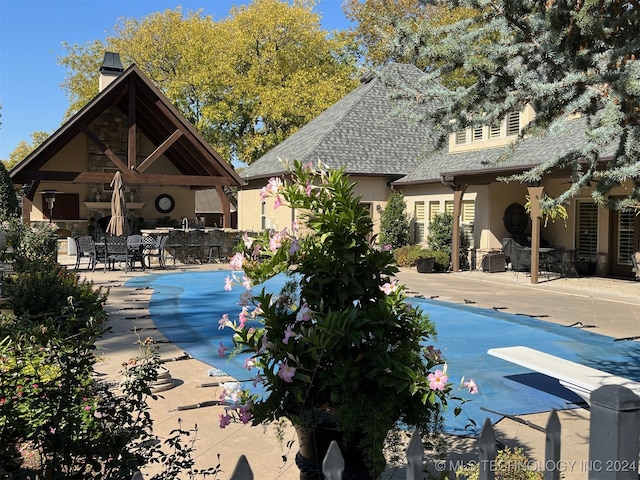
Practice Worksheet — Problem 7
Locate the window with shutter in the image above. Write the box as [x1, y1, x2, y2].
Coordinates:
[414, 201, 425, 243]
[617, 211, 634, 266]
[428, 201, 441, 221]
[575, 201, 598, 259]
[462, 200, 475, 223]
[489, 123, 501, 138]
[445, 201, 454, 215]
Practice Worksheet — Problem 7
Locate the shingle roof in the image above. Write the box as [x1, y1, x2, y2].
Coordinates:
[240, 63, 437, 181]
[394, 115, 618, 185]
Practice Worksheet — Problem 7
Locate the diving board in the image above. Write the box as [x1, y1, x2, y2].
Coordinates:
[488, 346, 640, 405]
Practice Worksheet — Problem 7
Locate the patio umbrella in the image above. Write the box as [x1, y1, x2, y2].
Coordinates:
[106, 171, 130, 236]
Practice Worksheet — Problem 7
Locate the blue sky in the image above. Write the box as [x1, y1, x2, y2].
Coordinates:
[0, 0, 352, 161]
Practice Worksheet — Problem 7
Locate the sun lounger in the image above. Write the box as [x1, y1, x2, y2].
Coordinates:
[487, 346, 640, 405]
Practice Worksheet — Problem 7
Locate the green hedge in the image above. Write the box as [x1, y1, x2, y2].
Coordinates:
[393, 245, 450, 271]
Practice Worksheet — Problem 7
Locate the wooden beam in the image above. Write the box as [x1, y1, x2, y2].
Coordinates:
[216, 185, 232, 228]
[127, 76, 137, 170]
[135, 129, 183, 173]
[21, 171, 82, 182]
[80, 126, 129, 172]
[73, 171, 235, 187]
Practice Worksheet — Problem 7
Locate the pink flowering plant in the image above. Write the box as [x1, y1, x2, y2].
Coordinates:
[220, 160, 475, 476]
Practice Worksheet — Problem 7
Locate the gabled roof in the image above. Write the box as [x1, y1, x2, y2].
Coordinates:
[241, 63, 437, 181]
[11, 64, 243, 190]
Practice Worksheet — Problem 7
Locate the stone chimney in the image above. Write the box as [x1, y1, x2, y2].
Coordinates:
[99, 52, 124, 91]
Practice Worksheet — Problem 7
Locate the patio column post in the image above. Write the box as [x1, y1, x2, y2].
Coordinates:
[451, 186, 467, 272]
[527, 185, 544, 284]
[216, 185, 232, 229]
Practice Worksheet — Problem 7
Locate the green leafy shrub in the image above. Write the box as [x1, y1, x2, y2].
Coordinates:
[427, 212, 469, 270]
[379, 191, 409, 248]
[393, 245, 449, 271]
[1, 219, 58, 271]
[455, 446, 544, 480]
[3, 259, 108, 331]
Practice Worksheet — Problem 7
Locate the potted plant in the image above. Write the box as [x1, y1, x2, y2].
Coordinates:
[413, 249, 436, 273]
[219, 161, 476, 479]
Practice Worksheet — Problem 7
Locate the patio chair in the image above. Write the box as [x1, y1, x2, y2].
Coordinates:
[104, 235, 131, 272]
[142, 235, 168, 269]
[165, 230, 187, 266]
[185, 230, 205, 263]
[74, 235, 102, 271]
[206, 229, 224, 263]
[127, 234, 146, 270]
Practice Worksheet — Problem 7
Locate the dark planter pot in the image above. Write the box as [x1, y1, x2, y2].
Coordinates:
[295, 425, 379, 480]
[415, 257, 435, 273]
[575, 261, 597, 276]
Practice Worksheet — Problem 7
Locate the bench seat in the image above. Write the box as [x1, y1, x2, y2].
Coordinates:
[487, 346, 640, 405]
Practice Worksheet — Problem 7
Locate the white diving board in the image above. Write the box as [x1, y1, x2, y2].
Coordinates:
[487, 346, 640, 405]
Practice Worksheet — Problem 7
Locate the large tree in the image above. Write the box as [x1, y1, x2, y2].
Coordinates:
[392, 0, 640, 210]
[59, 1, 359, 165]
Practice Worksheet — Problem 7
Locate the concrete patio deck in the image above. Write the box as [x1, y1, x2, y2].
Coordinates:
[57, 254, 640, 479]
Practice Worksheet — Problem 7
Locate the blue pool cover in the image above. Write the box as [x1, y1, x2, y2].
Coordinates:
[126, 271, 640, 435]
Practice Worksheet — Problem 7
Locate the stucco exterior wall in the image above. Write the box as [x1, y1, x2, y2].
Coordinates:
[238, 175, 394, 235]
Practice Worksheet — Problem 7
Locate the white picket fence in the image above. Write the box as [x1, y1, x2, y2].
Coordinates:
[226, 384, 640, 480]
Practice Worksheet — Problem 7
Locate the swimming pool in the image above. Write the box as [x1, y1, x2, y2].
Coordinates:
[126, 271, 640, 434]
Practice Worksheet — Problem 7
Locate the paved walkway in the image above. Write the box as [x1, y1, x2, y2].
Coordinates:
[58, 255, 640, 479]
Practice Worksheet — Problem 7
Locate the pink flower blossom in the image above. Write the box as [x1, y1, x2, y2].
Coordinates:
[277, 361, 296, 383]
[218, 342, 230, 358]
[259, 186, 269, 202]
[269, 232, 283, 252]
[428, 368, 448, 391]
[238, 405, 253, 424]
[283, 324, 295, 344]
[464, 378, 478, 394]
[244, 358, 255, 371]
[241, 276, 252, 289]
[381, 244, 392, 251]
[274, 195, 283, 209]
[238, 306, 249, 329]
[218, 313, 231, 330]
[380, 279, 398, 295]
[305, 181, 312, 197]
[224, 276, 234, 291]
[251, 305, 263, 318]
[242, 232, 254, 249]
[219, 412, 232, 428]
[230, 252, 245, 271]
[296, 303, 312, 322]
